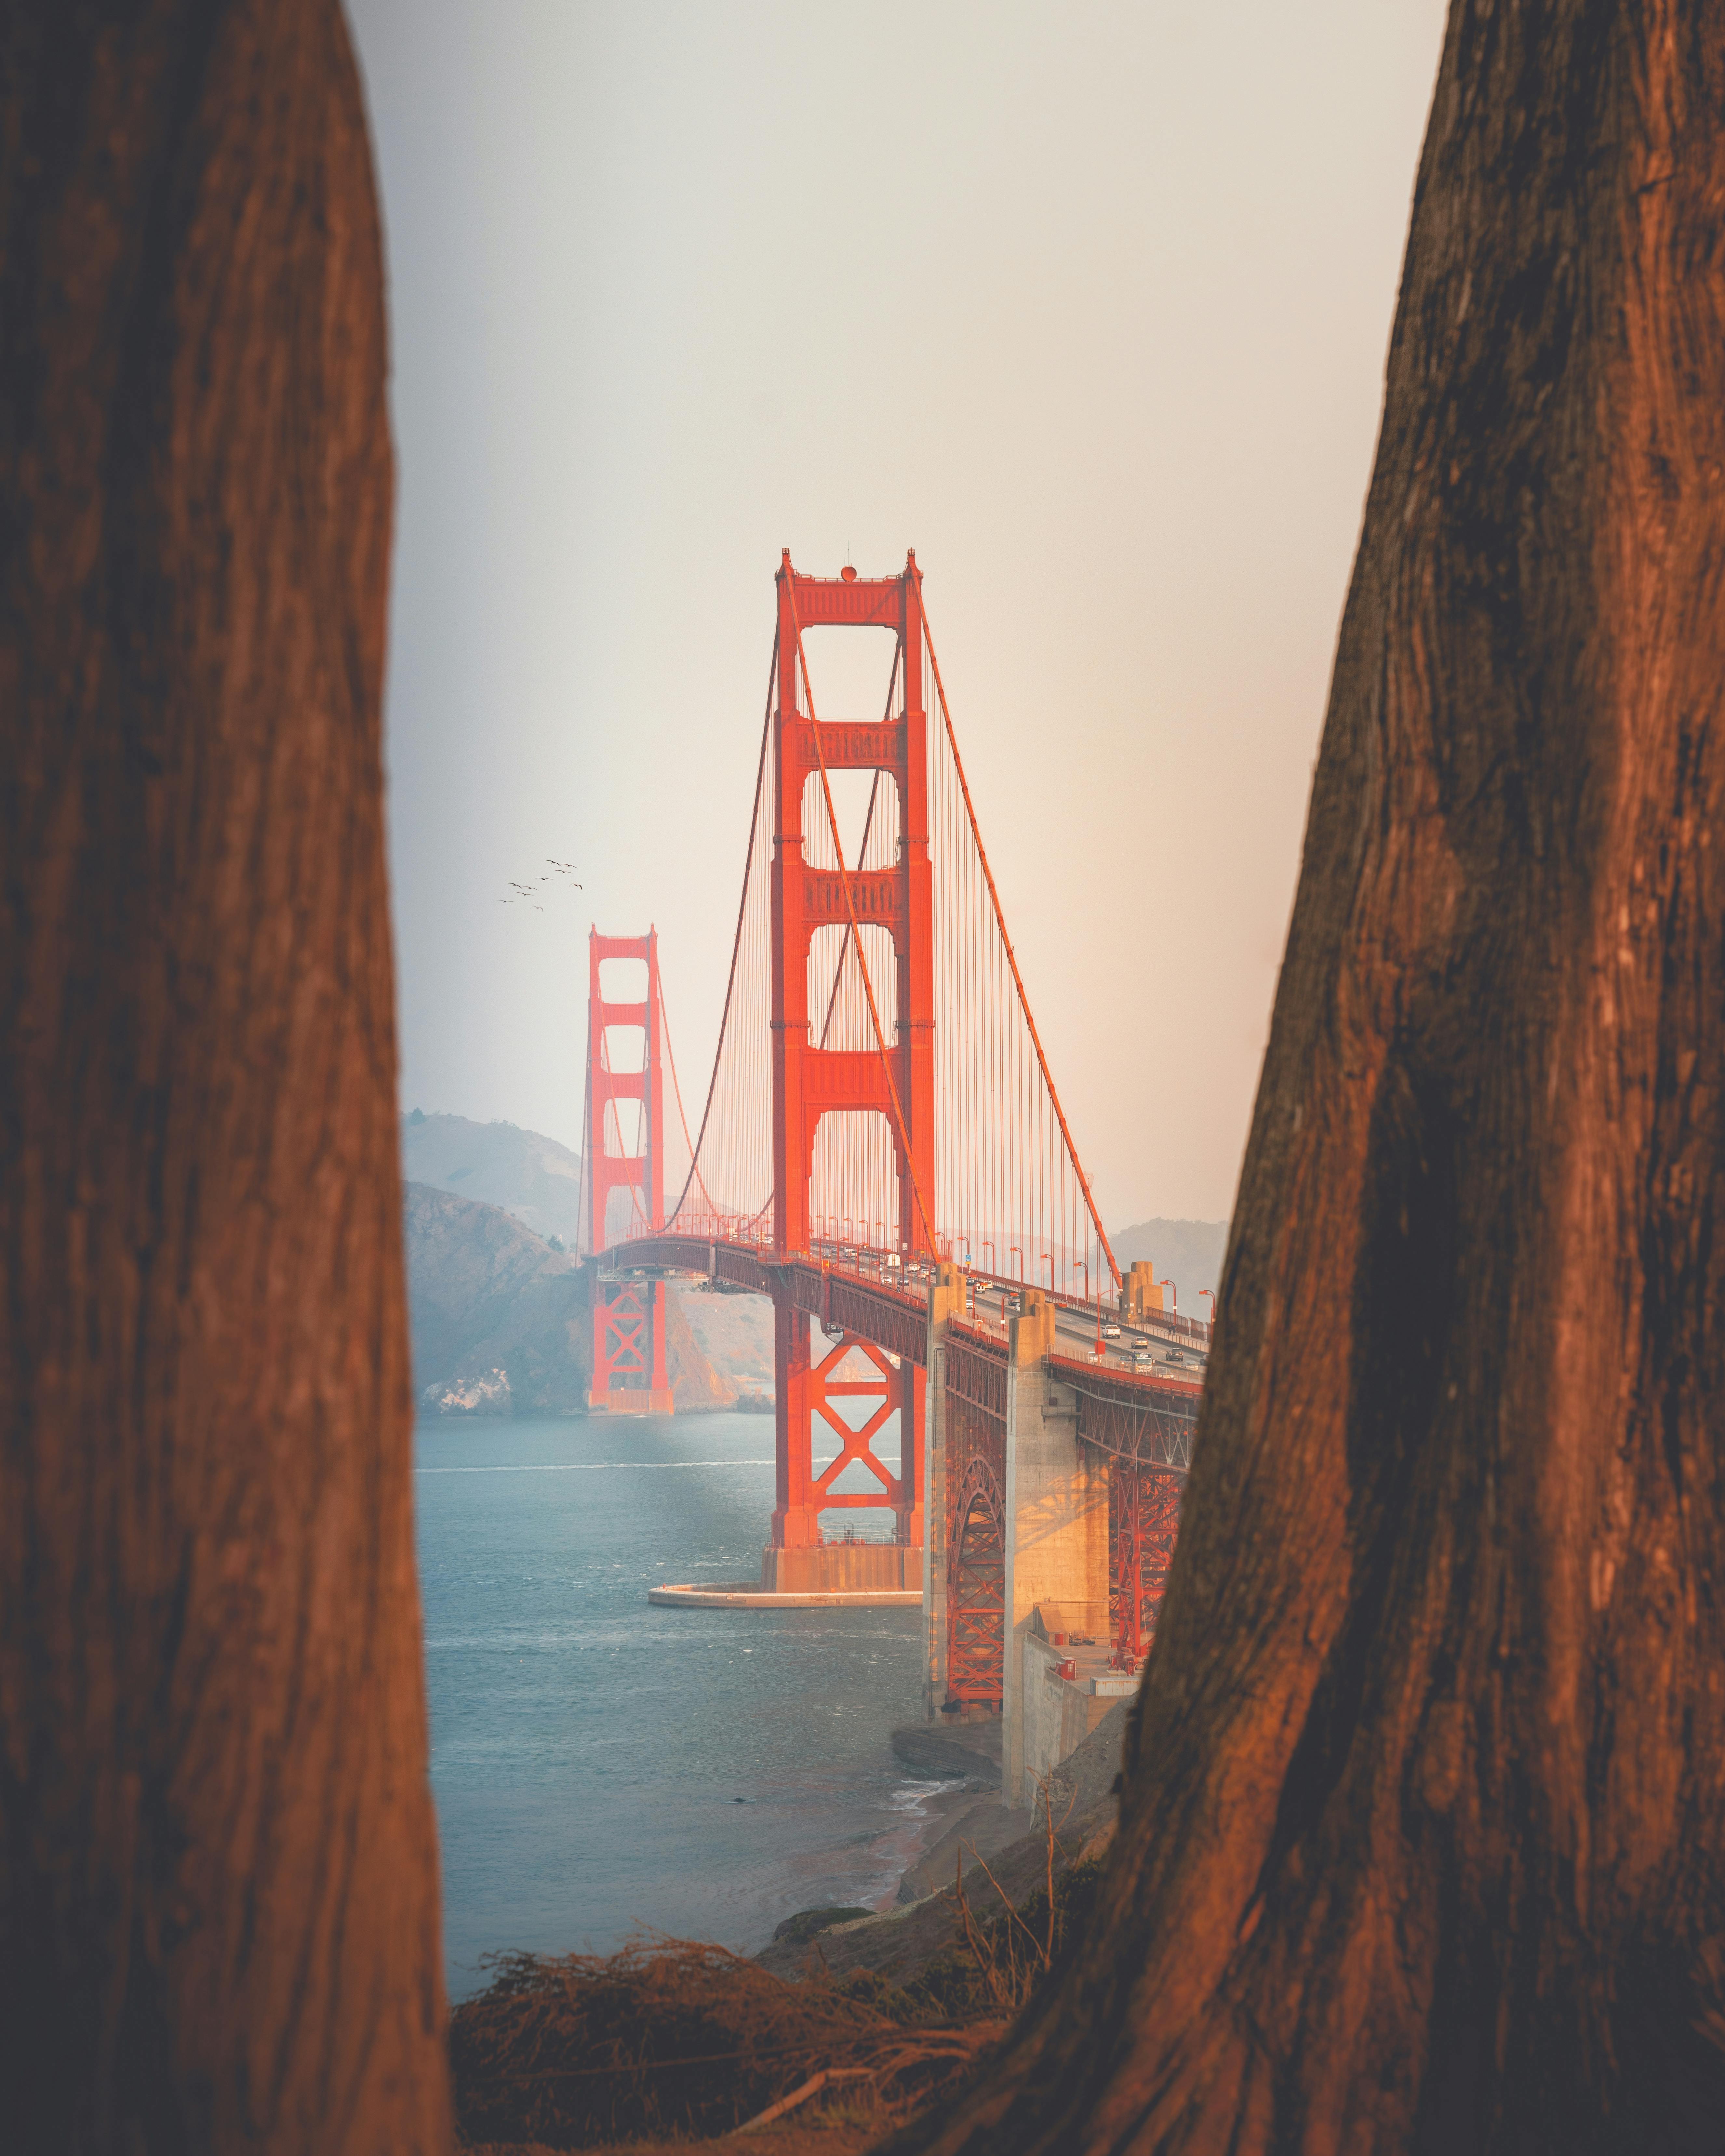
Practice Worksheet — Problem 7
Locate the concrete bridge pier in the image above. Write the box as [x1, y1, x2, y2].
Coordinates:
[1002, 1290, 1110, 1809]
[920, 1262, 968, 1719]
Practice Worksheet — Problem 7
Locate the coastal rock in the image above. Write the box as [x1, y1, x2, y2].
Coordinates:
[753, 1793, 1109, 1986]
[894, 1797, 1025, 1905]
[426, 1368, 512, 1416]
[889, 1721, 1002, 1786]
[770, 1905, 872, 1947]
[889, 1704, 1128, 1908]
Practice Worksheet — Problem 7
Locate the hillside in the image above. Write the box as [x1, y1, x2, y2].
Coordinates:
[403, 1182, 733, 1415]
[1109, 1217, 1229, 1311]
[676, 1283, 777, 1398]
[400, 1110, 584, 1244]
[406, 1178, 578, 1387]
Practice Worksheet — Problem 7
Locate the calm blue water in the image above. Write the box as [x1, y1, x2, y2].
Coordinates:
[415, 1413, 934, 1998]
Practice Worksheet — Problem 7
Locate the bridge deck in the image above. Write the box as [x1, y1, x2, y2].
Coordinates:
[608, 1231, 1206, 1464]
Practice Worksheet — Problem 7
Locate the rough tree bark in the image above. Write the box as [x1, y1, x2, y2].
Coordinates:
[0, 5, 452, 2149]
[900, 3, 1725, 2151]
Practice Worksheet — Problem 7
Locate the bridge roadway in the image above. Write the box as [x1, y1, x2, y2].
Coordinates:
[616, 1230, 1204, 1807]
[607, 1229, 1207, 1474]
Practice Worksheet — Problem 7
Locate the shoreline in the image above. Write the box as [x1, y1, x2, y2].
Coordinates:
[778, 1716, 1006, 1935]
[864, 1777, 993, 1912]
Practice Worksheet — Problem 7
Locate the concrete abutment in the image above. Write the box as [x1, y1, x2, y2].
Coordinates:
[1001, 1291, 1110, 1807]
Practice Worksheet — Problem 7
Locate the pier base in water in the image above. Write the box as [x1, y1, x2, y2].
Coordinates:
[648, 1544, 925, 1610]
[759, 1542, 922, 1595]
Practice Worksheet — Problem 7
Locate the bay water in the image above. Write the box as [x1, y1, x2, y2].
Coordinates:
[415, 1412, 943, 1998]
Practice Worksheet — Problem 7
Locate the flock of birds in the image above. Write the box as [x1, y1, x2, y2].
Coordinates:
[501, 858, 582, 912]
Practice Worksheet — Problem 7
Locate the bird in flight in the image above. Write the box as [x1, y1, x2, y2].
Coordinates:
[502, 860, 582, 905]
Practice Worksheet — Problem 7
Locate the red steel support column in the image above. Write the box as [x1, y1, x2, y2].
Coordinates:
[898, 557, 936, 1268]
[771, 566, 815, 1541]
[901, 1364, 924, 1545]
[1109, 1464, 1184, 1668]
[771, 1302, 815, 1546]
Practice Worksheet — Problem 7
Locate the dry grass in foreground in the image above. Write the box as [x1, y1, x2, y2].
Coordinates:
[449, 1803, 1112, 2151]
[449, 1939, 1003, 2148]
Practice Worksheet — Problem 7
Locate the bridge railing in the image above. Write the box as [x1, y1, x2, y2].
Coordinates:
[604, 1230, 1214, 1404]
[642, 1213, 775, 1248]
[615, 1224, 1216, 1347]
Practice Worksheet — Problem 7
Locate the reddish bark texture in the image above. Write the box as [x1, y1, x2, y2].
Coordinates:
[0, 4, 451, 2148]
[900, 3, 1725, 2150]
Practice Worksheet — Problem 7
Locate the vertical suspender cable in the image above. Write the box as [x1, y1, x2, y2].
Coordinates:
[916, 590, 1122, 1296]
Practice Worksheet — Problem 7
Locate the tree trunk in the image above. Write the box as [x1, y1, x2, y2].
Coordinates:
[0, 5, 452, 2148]
[899, 3, 1725, 2150]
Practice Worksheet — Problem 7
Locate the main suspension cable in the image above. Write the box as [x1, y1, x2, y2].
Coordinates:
[657, 972, 715, 1218]
[666, 653, 775, 1227]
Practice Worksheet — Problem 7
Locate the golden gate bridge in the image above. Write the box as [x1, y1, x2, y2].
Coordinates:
[575, 551, 1207, 1803]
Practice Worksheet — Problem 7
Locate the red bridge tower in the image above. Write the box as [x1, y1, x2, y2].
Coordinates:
[585, 927, 674, 1414]
[766, 552, 933, 1587]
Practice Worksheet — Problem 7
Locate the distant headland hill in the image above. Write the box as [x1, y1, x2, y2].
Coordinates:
[1107, 1218, 1228, 1310]
[400, 1109, 584, 1246]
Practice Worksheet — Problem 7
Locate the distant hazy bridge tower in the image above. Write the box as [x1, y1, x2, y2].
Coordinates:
[584, 926, 674, 1414]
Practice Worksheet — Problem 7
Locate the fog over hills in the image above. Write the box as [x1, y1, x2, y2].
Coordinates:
[400, 1110, 584, 1244]
[1109, 1218, 1228, 1311]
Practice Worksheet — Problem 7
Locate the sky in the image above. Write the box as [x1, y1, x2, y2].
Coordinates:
[346, 0, 1450, 1227]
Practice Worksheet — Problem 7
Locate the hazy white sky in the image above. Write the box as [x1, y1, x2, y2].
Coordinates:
[347, 0, 1449, 1226]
